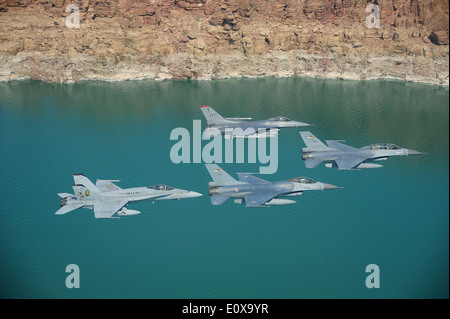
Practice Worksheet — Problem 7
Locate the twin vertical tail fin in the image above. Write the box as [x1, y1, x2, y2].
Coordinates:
[72, 174, 100, 200]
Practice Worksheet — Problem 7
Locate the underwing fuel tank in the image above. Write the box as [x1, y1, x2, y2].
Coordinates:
[117, 208, 141, 216]
[357, 163, 383, 169]
[372, 157, 388, 161]
[265, 199, 297, 205]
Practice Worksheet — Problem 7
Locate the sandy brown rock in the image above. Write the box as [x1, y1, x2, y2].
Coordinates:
[430, 30, 449, 45]
[0, 0, 448, 85]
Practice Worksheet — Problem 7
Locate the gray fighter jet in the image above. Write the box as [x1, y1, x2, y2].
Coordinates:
[299, 131, 424, 170]
[205, 164, 339, 207]
[200, 105, 311, 138]
[55, 174, 202, 218]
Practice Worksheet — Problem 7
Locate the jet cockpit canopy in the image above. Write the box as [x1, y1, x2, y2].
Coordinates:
[369, 143, 401, 150]
[147, 184, 174, 191]
[288, 177, 316, 184]
[268, 116, 292, 122]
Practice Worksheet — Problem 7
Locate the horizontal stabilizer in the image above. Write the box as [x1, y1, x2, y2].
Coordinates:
[55, 203, 84, 215]
[58, 193, 73, 198]
[211, 195, 230, 205]
[304, 158, 322, 169]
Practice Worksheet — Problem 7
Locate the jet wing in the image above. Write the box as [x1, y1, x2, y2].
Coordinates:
[299, 132, 330, 151]
[96, 180, 121, 192]
[233, 130, 255, 138]
[244, 191, 279, 207]
[237, 173, 269, 184]
[335, 156, 367, 170]
[232, 126, 274, 138]
[233, 125, 280, 138]
[55, 203, 84, 215]
[326, 140, 356, 151]
[93, 200, 128, 218]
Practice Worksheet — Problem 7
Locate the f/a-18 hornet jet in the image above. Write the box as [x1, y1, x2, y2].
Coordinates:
[299, 131, 424, 170]
[55, 174, 202, 218]
[200, 105, 311, 138]
[205, 164, 339, 207]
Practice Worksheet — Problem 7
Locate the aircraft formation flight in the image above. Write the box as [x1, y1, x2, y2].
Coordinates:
[56, 105, 423, 217]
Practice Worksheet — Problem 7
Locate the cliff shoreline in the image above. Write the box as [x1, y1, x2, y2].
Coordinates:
[0, 0, 448, 86]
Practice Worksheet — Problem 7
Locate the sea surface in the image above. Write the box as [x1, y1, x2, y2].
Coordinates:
[0, 77, 448, 299]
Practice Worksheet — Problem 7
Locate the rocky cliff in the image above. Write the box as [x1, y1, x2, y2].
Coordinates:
[0, 0, 448, 85]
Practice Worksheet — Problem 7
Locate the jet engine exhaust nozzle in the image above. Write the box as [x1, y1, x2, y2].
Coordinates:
[209, 187, 219, 196]
[302, 152, 312, 160]
[60, 197, 69, 207]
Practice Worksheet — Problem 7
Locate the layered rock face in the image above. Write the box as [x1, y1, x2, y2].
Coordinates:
[0, 0, 448, 85]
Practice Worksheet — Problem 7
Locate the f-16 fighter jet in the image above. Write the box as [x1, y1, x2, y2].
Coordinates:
[56, 174, 202, 218]
[205, 164, 339, 207]
[299, 131, 424, 170]
[200, 105, 311, 138]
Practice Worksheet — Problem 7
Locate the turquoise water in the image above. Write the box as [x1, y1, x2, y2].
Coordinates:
[0, 78, 448, 299]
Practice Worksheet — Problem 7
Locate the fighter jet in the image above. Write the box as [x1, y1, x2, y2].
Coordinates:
[55, 174, 202, 218]
[205, 164, 339, 207]
[299, 131, 424, 170]
[200, 105, 311, 138]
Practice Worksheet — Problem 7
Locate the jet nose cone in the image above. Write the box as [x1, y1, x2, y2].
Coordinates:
[294, 121, 312, 127]
[187, 191, 203, 198]
[407, 149, 424, 156]
[322, 183, 340, 190]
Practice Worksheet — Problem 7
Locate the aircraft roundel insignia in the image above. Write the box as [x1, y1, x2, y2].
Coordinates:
[85, 190, 90, 197]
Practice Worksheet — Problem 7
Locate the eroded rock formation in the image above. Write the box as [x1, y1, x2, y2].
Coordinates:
[0, 0, 448, 84]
